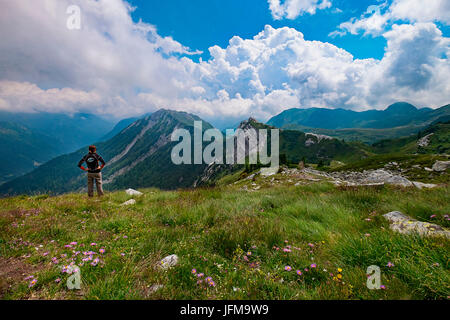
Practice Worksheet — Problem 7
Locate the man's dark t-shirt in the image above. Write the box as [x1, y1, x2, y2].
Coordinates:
[78, 153, 106, 173]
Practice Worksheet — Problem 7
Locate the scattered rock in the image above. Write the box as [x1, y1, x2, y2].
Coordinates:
[148, 284, 164, 294]
[261, 167, 278, 176]
[160, 254, 178, 270]
[121, 199, 136, 206]
[244, 172, 258, 181]
[412, 181, 438, 189]
[125, 188, 143, 196]
[432, 161, 450, 172]
[383, 211, 450, 238]
[328, 169, 413, 187]
[424, 167, 433, 172]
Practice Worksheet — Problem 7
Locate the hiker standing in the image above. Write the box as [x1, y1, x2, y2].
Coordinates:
[78, 145, 106, 197]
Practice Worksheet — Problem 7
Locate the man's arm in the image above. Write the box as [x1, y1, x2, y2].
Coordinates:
[97, 155, 106, 170]
[78, 156, 88, 171]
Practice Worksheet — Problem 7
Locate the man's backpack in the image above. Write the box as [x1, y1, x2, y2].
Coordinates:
[85, 153, 100, 171]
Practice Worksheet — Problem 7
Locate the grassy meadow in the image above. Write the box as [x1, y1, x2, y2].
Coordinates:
[0, 179, 449, 300]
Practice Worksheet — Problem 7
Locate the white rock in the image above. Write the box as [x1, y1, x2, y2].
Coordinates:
[412, 181, 438, 189]
[432, 161, 450, 172]
[125, 188, 143, 196]
[121, 199, 136, 206]
[148, 284, 164, 294]
[160, 254, 178, 270]
[261, 167, 278, 176]
[383, 211, 450, 238]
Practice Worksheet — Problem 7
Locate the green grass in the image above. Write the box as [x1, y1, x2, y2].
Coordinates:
[0, 181, 449, 300]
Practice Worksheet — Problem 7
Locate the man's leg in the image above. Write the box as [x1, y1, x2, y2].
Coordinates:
[95, 173, 104, 197]
[87, 173, 94, 197]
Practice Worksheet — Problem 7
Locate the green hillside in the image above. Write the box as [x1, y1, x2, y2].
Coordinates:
[279, 130, 367, 164]
[0, 122, 63, 184]
[279, 124, 428, 145]
[242, 118, 368, 164]
[370, 120, 450, 155]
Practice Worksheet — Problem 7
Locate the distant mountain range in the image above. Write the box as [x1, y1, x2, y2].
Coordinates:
[0, 111, 116, 149]
[267, 103, 450, 143]
[0, 112, 117, 183]
[268, 102, 449, 129]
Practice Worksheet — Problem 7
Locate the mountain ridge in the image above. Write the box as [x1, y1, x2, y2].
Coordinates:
[267, 102, 449, 130]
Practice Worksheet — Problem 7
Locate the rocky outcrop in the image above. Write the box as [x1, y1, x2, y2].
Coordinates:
[305, 133, 333, 147]
[417, 133, 434, 147]
[432, 161, 450, 172]
[328, 169, 414, 187]
[304, 167, 443, 189]
[383, 211, 450, 238]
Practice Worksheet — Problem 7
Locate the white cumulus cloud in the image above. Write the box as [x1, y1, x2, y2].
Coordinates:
[331, 0, 450, 37]
[268, 0, 332, 20]
[0, 0, 449, 128]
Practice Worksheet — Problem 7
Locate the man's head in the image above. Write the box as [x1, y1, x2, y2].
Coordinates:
[89, 145, 96, 153]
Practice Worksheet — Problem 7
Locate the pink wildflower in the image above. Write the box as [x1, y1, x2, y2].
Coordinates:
[28, 279, 37, 288]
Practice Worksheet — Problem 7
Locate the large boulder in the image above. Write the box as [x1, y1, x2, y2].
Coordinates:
[366, 169, 412, 187]
[383, 211, 450, 238]
[432, 161, 450, 172]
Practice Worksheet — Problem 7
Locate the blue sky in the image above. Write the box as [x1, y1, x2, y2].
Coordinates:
[128, 0, 388, 61]
[0, 0, 449, 127]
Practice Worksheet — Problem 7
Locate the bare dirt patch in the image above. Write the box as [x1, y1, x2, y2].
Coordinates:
[0, 208, 41, 221]
[0, 256, 45, 299]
